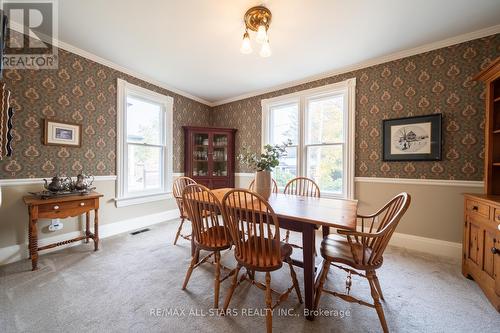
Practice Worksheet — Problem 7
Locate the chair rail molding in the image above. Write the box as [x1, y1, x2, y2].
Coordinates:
[235, 174, 484, 187]
[0, 175, 118, 187]
[354, 177, 484, 187]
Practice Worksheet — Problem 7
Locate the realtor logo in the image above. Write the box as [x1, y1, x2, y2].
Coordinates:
[1, 0, 58, 69]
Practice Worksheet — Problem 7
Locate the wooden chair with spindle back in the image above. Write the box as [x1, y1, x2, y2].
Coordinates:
[248, 178, 279, 194]
[181, 184, 233, 308]
[283, 177, 321, 245]
[314, 192, 411, 333]
[221, 189, 302, 333]
[172, 176, 196, 245]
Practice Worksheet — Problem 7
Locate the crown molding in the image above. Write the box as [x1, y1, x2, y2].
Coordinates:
[6, 22, 214, 107]
[212, 24, 500, 107]
[6, 20, 500, 108]
[56, 40, 215, 107]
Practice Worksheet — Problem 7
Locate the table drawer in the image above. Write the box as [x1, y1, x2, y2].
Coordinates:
[493, 208, 500, 224]
[38, 199, 95, 218]
[466, 200, 490, 219]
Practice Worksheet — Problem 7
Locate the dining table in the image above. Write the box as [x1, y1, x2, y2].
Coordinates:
[203, 188, 358, 320]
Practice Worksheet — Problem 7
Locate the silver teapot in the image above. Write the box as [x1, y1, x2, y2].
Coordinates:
[43, 176, 71, 193]
[72, 174, 95, 191]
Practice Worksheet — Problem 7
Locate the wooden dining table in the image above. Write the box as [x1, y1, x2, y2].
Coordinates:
[206, 188, 358, 320]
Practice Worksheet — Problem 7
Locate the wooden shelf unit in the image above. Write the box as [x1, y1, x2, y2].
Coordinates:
[183, 126, 237, 189]
[464, 57, 500, 311]
[478, 58, 500, 195]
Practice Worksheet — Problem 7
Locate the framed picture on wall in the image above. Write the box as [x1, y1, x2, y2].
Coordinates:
[44, 119, 82, 147]
[382, 114, 442, 161]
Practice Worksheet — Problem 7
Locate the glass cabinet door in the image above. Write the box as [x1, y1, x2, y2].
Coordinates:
[211, 133, 228, 177]
[192, 132, 209, 177]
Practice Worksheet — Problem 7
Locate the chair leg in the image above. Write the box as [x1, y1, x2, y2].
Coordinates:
[265, 272, 273, 333]
[223, 264, 242, 311]
[182, 247, 199, 290]
[372, 271, 385, 301]
[283, 230, 290, 243]
[286, 257, 303, 304]
[367, 271, 389, 333]
[314, 260, 330, 310]
[214, 251, 221, 309]
[174, 217, 185, 245]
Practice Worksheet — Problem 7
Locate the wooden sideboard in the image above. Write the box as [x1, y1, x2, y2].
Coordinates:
[23, 192, 103, 271]
[463, 194, 500, 310]
[465, 57, 500, 310]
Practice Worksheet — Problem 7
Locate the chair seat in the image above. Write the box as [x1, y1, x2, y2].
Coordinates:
[196, 226, 232, 251]
[320, 234, 382, 270]
[235, 237, 293, 271]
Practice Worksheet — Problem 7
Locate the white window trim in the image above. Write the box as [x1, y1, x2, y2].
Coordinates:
[261, 78, 356, 199]
[115, 78, 174, 207]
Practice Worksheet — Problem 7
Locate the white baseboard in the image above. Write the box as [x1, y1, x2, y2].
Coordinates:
[389, 231, 462, 259]
[351, 226, 462, 259]
[98, 209, 179, 238]
[0, 209, 179, 266]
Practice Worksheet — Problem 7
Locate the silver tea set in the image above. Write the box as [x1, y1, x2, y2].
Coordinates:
[43, 174, 96, 193]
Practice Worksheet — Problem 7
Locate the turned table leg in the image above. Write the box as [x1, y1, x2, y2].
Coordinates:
[85, 212, 90, 243]
[29, 216, 38, 271]
[94, 208, 99, 251]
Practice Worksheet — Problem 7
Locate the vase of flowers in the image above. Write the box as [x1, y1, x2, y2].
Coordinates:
[238, 140, 291, 199]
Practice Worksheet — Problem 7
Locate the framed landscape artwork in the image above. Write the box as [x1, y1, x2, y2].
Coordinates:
[44, 119, 82, 147]
[382, 114, 442, 161]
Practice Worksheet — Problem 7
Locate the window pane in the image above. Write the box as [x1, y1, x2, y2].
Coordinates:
[127, 96, 162, 145]
[127, 145, 162, 192]
[273, 146, 297, 187]
[307, 95, 343, 144]
[307, 145, 343, 194]
[270, 103, 299, 144]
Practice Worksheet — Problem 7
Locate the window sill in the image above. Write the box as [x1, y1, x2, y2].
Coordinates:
[114, 192, 173, 208]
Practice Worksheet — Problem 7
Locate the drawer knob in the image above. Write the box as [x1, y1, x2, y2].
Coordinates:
[53, 205, 59, 210]
[492, 247, 500, 255]
[80, 202, 85, 206]
[472, 206, 478, 211]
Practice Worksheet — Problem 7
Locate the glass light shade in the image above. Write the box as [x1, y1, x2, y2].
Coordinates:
[240, 32, 252, 54]
[255, 24, 268, 44]
[260, 40, 271, 58]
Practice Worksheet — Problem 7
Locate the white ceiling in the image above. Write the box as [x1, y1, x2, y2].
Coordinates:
[55, 0, 500, 104]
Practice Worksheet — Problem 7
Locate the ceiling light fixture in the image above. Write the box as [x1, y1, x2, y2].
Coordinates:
[240, 6, 272, 57]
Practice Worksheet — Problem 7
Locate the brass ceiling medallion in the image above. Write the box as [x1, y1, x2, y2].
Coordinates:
[244, 6, 272, 32]
[240, 5, 272, 57]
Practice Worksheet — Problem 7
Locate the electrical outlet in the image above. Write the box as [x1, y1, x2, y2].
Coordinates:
[48, 218, 63, 232]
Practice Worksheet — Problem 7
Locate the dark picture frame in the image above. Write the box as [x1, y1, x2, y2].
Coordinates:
[382, 114, 442, 161]
[43, 119, 82, 147]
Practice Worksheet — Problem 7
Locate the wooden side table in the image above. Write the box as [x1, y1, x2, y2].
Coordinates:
[23, 192, 103, 270]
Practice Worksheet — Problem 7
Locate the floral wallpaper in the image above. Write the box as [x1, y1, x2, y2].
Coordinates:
[212, 34, 500, 180]
[1, 34, 499, 181]
[0, 43, 211, 179]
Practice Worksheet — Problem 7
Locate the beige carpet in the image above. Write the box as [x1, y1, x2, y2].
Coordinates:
[1, 220, 499, 333]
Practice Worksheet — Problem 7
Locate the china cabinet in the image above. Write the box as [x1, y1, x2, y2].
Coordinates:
[183, 126, 236, 189]
[464, 57, 500, 311]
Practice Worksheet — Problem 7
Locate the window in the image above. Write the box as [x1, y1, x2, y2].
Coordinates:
[116, 79, 173, 207]
[262, 79, 355, 198]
